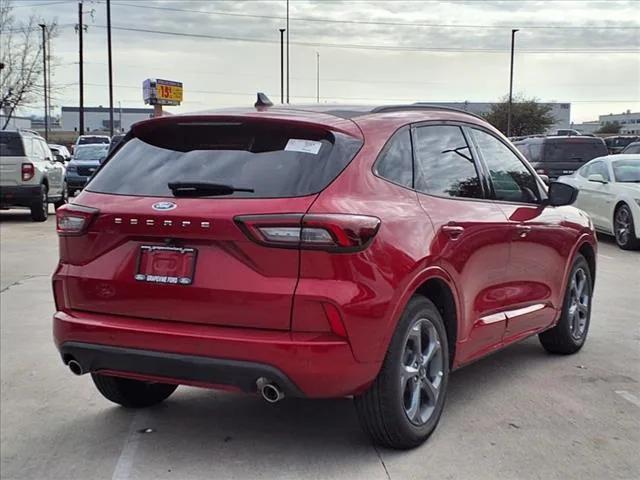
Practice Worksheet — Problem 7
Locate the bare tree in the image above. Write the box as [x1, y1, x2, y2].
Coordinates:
[0, 0, 57, 129]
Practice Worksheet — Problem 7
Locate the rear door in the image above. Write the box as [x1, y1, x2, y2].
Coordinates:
[0, 132, 26, 187]
[411, 123, 512, 364]
[60, 117, 362, 331]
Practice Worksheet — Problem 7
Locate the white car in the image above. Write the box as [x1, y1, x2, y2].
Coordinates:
[558, 154, 640, 250]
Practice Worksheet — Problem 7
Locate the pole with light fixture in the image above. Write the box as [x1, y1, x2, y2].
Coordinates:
[507, 28, 518, 138]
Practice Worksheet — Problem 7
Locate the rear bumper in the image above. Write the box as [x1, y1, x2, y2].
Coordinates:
[0, 185, 41, 207]
[53, 310, 379, 398]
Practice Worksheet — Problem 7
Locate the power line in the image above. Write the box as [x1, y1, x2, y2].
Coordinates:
[91, 25, 638, 55]
[111, 1, 640, 31]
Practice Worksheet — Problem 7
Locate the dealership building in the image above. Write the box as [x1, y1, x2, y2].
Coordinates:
[61, 106, 155, 133]
[573, 110, 640, 135]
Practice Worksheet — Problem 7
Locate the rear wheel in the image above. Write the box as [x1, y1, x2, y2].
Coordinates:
[91, 373, 178, 408]
[354, 296, 449, 449]
[30, 184, 48, 222]
[614, 204, 640, 250]
[539, 254, 592, 354]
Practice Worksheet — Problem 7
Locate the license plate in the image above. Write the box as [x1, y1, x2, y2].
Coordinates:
[135, 245, 197, 285]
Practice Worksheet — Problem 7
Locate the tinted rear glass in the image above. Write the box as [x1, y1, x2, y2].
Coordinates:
[88, 121, 362, 198]
[79, 136, 110, 145]
[0, 132, 25, 156]
[543, 140, 607, 163]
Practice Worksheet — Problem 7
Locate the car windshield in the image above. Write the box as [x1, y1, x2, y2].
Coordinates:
[543, 140, 607, 163]
[622, 144, 640, 154]
[88, 120, 363, 198]
[613, 160, 640, 183]
[74, 145, 108, 161]
[78, 136, 110, 145]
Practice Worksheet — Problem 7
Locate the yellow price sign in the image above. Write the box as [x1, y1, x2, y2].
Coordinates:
[157, 83, 183, 103]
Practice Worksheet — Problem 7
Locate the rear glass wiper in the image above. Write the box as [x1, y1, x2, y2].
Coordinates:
[168, 181, 255, 197]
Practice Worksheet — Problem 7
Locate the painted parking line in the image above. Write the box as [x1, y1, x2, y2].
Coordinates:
[615, 390, 640, 408]
[112, 410, 151, 480]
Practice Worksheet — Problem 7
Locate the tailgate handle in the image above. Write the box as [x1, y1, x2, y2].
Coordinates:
[442, 225, 464, 240]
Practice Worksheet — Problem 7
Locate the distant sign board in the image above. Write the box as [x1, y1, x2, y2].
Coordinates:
[143, 78, 183, 106]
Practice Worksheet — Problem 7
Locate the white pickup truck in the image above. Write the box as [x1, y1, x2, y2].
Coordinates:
[0, 129, 67, 221]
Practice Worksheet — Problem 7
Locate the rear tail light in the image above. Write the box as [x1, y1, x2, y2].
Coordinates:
[21, 163, 34, 181]
[56, 204, 99, 236]
[235, 213, 381, 252]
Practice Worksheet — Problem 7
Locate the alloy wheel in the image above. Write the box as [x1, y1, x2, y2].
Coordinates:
[400, 318, 444, 426]
[568, 267, 590, 340]
[615, 207, 631, 246]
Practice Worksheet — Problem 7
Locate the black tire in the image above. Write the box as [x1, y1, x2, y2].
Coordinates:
[539, 254, 593, 354]
[53, 182, 68, 210]
[30, 184, 48, 222]
[613, 203, 640, 250]
[354, 296, 450, 449]
[91, 373, 178, 408]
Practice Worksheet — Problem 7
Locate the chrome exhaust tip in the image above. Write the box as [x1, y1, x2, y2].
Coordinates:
[256, 377, 284, 403]
[68, 359, 84, 376]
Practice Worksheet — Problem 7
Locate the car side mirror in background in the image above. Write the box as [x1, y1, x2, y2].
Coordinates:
[539, 174, 550, 186]
[587, 173, 607, 184]
[54, 154, 65, 163]
[546, 182, 578, 207]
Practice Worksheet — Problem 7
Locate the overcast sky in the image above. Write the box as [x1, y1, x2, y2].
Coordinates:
[9, 0, 640, 123]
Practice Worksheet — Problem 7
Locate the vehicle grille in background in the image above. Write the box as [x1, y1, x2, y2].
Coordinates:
[77, 167, 95, 177]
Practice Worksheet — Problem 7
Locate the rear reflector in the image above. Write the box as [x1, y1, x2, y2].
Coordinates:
[235, 213, 381, 252]
[56, 204, 99, 236]
[21, 163, 34, 181]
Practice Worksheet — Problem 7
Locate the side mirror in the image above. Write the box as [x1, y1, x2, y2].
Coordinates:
[587, 173, 607, 184]
[54, 154, 65, 163]
[539, 174, 550, 186]
[546, 182, 578, 207]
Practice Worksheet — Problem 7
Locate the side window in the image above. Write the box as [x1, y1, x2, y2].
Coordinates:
[530, 143, 543, 162]
[38, 140, 50, 159]
[470, 128, 540, 204]
[375, 128, 413, 188]
[589, 161, 610, 181]
[578, 163, 591, 178]
[413, 125, 483, 199]
[22, 137, 34, 157]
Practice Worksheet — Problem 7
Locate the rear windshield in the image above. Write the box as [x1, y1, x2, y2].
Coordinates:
[543, 140, 607, 163]
[74, 145, 109, 161]
[612, 160, 640, 183]
[606, 137, 638, 148]
[0, 132, 25, 156]
[87, 120, 363, 198]
[622, 144, 640, 154]
[78, 136, 110, 145]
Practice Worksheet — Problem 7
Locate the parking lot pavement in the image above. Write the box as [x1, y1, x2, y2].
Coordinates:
[1, 208, 639, 480]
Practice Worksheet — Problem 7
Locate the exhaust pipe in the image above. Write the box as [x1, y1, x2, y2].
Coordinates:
[67, 359, 84, 376]
[256, 377, 284, 403]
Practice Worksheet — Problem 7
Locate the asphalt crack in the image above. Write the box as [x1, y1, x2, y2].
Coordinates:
[372, 443, 392, 480]
[0, 275, 49, 293]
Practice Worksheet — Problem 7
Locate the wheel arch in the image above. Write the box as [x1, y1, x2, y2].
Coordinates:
[577, 241, 596, 288]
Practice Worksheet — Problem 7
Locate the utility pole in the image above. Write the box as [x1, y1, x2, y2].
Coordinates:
[38, 24, 48, 141]
[507, 28, 518, 138]
[316, 52, 320, 103]
[46, 27, 52, 131]
[78, 1, 85, 135]
[118, 101, 122, 132]
[286, 0, 289, 103]
[106, 0, 114, 136]
[279, 29, 285, 104]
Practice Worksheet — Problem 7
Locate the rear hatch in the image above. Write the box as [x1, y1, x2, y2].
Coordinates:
[58, 115, 362, 330]
[0, 131, 25, 187]
[538, 137, 608, 178]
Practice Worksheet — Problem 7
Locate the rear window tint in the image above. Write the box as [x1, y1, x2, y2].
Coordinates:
[0, 132, 25, 156]
[88, 121, 362, 198]
[542, 140, 607, 163]
[78, 136, 110, 145]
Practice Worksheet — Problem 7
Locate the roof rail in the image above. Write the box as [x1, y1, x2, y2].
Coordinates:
[17, 128, 41, 136]
[371, 103, 486, 121]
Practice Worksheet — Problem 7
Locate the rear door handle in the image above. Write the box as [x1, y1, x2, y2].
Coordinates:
[442, 225, 465, 240]
[517, 225, 532, 238]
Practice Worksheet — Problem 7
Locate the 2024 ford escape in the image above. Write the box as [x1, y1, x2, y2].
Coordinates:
[53, 102, 597, 449]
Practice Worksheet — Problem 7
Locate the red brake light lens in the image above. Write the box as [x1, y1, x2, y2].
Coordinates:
[235, 214, 381, 252]
[56, 204, 99, 236]
[21, 163, 34, 181]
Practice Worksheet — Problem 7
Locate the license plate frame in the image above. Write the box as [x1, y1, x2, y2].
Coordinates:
[134, 245, 197, 286]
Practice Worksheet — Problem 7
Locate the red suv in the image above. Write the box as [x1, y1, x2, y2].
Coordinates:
[53, 102, 597, 449]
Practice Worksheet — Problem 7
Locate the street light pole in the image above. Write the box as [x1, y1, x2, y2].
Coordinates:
[279, 28, 285, 104]
[78, 1, 84, 135]
[507, 28, 518, 138]
[107, 0, 114, 137]
[316, 52, 320, 103]
[38, 23, 48, 141]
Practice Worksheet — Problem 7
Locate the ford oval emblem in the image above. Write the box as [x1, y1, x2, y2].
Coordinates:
[152, 201, 177, 211]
